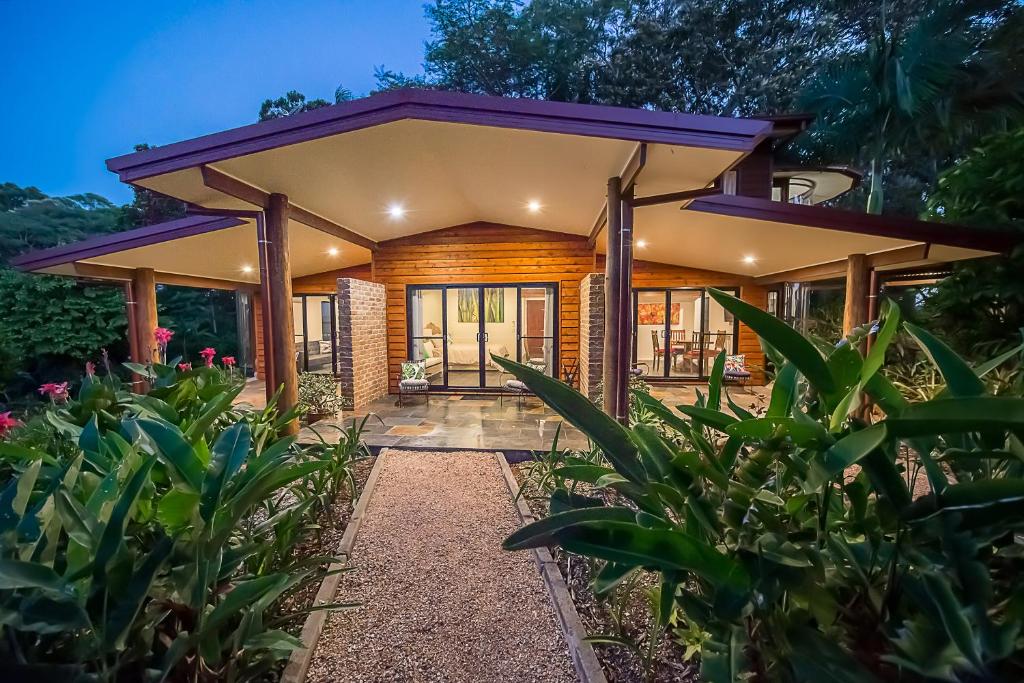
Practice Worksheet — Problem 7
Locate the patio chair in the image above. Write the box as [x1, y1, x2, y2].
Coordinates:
[723, 354, 753, 393]
[560, 357, 579, 388]
[397, 360, 430, 406]
[498, 370, 532, 408]
[650, 330, 662, 371]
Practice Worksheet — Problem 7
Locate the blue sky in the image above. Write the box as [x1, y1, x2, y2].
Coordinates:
[1, 1, 430, 203]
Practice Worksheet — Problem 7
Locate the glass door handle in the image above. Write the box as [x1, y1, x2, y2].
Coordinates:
[483, 332, 489, 342]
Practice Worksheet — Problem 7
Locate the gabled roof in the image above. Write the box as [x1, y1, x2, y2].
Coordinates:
[106, 88, 772, 183]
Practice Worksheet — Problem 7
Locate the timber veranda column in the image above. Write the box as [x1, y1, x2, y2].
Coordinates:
[615, 186, 635, 424]
[265, 193, 300, 434]
[842, 253, 870, 338]
[130, 268, 159, 364]
[603, 177, 622, 418]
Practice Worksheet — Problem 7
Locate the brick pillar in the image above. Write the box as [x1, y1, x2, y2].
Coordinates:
[579, 273, 606, 402]
[336, 278, 388, 409]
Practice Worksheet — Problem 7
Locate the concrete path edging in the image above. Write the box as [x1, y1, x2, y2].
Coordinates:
[495, 452, 609, 683]
[281, 449, 390, 683]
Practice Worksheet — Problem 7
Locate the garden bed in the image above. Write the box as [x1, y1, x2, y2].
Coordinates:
[512, 462, 698, 683]
[276, 455, 377, 636]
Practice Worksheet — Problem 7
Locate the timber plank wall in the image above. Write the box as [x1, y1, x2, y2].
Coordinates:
[372, 223, 594, 393]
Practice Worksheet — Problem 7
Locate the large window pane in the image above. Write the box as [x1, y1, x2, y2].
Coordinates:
[409, 288, 445, 386]
[518, 286, 556, 381]
[668, 290, 701, 378]
[293, 295, 335, 374]
[634, 290, 666, 375]
[445, 287, 481, 387]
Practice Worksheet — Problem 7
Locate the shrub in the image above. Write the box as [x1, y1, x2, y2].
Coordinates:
[497, 289, 1024, 682]
[0, 358, 356, 681]
[298, 372, 345, 417]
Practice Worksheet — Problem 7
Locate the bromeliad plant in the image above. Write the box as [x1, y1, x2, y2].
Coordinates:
[496, 288, 1024, 682]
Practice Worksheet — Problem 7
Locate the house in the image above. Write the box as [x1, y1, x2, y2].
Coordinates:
[12, 89, 1015, 429]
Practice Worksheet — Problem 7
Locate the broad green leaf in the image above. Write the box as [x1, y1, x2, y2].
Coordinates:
[887, 397, 1024, 436]
[861, 299, 900, 383]
[184, 389, 242, 444]
[701, 624, 748, 683]
[767, 363, 799, 418]
[592, 562, 638, 595]
[503, 507, 637, 550]
[677, 405, 738, 432]
[0, 443, 57, 466]
[726, 417, 829, 446]
[104, 535, 174, 649]
[789, 627, 882, 682]
[203, 574, 288, 634]
[493, 355, 645, 482]
[93, 457, 156, 581]
[201, 421, 251, 523]
[707, 350, 726, 411]
[905, 322, 985, 397]
[921, 573, 982, 671]
[807, 423, 888, 488]
[0, 558, 64, 590]
[157, 488, 200, 530]
[559, 522, 750, 592]
[135, 418, 205, 492]
[708, 288, 834, 394]
[551, 464, 618, 483]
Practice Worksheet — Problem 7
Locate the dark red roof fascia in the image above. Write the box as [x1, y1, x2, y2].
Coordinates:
[106, 88, 772, 183]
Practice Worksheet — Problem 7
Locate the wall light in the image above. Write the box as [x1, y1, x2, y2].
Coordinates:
[527, 199, 542, 213]
[388, 203, 406, 219]
[327, 247, 340, 257]
[241, 265, 254, 274]
[636, 239, 648, 248]
[743, 255, 757, 264]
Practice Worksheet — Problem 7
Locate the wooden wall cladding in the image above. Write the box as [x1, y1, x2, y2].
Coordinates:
[373, 222, 595, 393]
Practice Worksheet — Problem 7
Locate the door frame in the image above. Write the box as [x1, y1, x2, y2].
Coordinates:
[405, 282, 560, 391]
[631, 286, 740, 381]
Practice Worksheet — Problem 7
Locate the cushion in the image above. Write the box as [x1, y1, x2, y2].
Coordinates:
[504, 379, 529, 392]
[724, 369, 752, 378]
[401, 360, 426, 380]
[422, 340, 436, 358]
[400, 378, 430, 389]
[724, 354, 746, 373]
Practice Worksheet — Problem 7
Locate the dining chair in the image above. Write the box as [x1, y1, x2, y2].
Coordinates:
[650, 330, 662, 371]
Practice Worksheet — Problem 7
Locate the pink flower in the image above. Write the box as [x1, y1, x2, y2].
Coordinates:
[178, 362, 193, 372]
[0, 411, 20, 438]
[199, 347, 217, 367]
[38, 382, 70, 402]
[85, 361, 96, 377]
[154, 327, 174, 346]
[221, 356, 236, 367]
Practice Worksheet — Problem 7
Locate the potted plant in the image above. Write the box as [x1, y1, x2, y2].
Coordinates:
[298, 372, 343, 424]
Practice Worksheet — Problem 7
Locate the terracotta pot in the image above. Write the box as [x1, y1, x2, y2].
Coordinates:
[306, 411, 334, 425]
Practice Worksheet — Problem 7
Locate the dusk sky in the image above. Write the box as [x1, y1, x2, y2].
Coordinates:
[1, 1, 430, 203]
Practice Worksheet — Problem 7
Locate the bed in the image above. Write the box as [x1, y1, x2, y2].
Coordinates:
[446, 342, 510, 367]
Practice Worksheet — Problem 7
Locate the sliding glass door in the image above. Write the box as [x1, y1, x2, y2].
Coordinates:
[293, 294, 338, 375]
[632, 287, 738, 380]
[407, 283, 557, 390]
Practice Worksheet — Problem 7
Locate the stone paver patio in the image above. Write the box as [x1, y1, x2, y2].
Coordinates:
[236, 379, 769, 454]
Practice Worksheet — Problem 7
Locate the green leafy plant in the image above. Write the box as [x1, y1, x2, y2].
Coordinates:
[0, 359, 357, 681]
[297, 373, 344, 419]
[496, 288, 1024, 682]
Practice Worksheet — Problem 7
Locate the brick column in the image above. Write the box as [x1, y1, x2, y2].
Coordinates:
[336, 278, 388, 409]
[579, 273, 606, 402]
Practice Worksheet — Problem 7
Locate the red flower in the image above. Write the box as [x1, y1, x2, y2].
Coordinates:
[154, 327, 174, 346]
[38, 382, 70, 402]
[85, 361, 96, 377]
[0, 411, 20, 438]
[178, 362, 193, 372]
[199, 347, 217, 367]
[221, 356, 236, 367]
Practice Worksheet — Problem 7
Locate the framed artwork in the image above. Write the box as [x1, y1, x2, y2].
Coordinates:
[457, 288, 478, 322]
[484, 287, 504, 323]
[637, 302, 681, 326]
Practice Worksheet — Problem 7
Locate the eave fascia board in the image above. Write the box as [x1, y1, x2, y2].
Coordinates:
[106, 88, 771, 183]
[687, 195, 1019, 254]
[9, 215, 245, 272]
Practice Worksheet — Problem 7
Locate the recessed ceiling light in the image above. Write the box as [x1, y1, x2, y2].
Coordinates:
[327, 247, 340, 257]
[743, 255, 757, 264]
[527, 199, 542, 213]
[388, 203, 406, 219]
[241, 265, 254, 274]
[636, 239, 648, 248]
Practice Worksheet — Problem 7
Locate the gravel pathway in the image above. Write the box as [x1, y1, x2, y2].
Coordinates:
[307, 449, 577, 683]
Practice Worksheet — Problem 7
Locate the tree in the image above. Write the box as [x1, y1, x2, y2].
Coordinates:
[798, 0, 1024, 214]
[257, 86, 356, 121]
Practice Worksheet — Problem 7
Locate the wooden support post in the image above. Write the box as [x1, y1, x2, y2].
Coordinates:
[265, 194, 299, 434]
[256, 213, 276, 401]
[864, 268, 881, 355]
[842, 253, 870, 337]
[131, 268, 159, 364]
[615, 185, 635, 425]
[123, 281, 141, 363]
[603, 177, 622, 418]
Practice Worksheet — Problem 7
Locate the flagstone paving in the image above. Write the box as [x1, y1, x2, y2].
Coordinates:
[306, 450, 576, 682]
